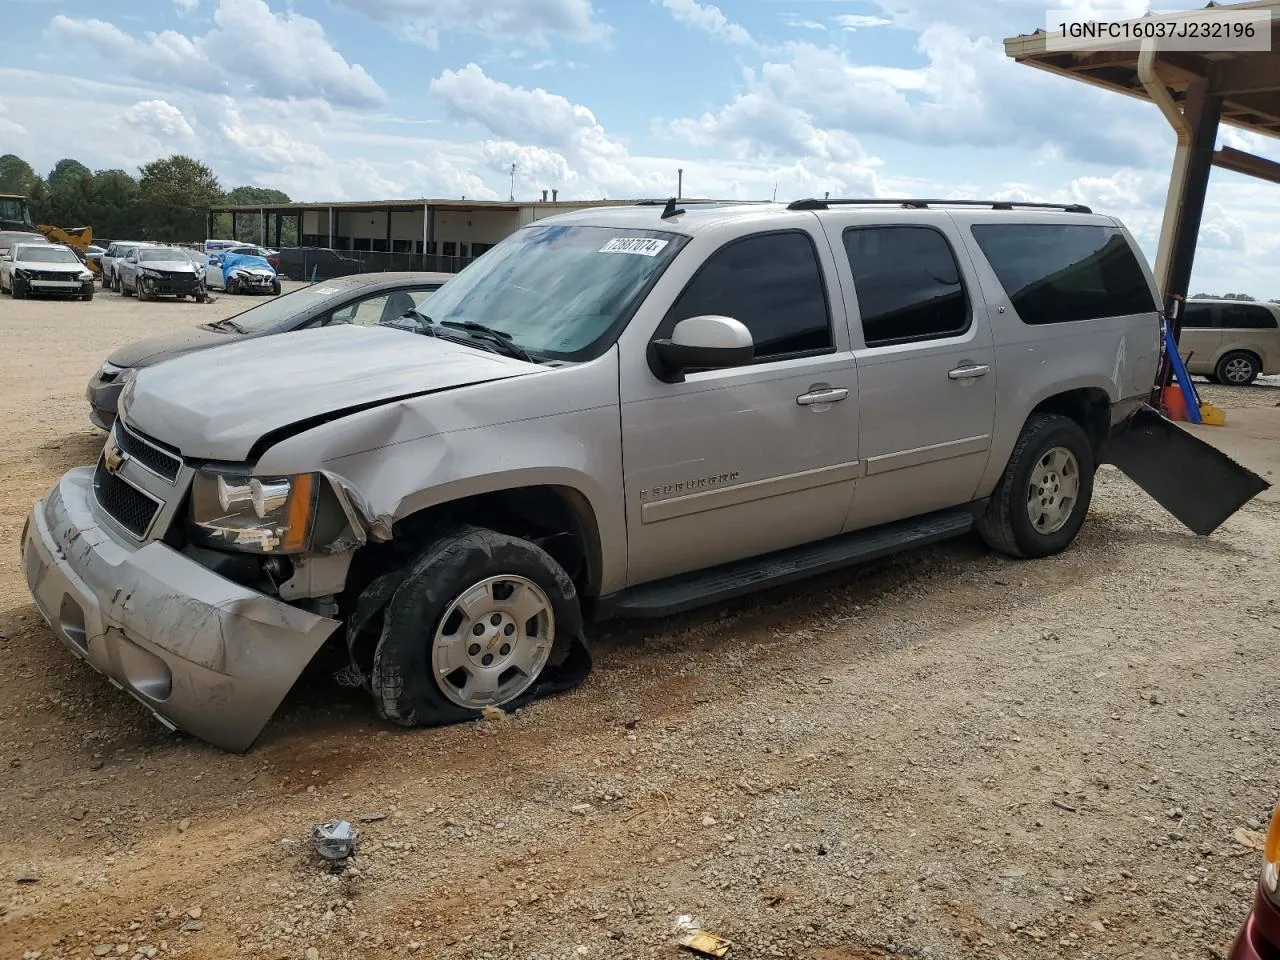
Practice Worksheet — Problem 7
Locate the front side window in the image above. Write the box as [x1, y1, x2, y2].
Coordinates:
[971, 223, 1156, 325]
[663, 231, 831, 360]
[18, 246, 78, 264]
[843, 226, 969, 347]
[415, 224, 687, 360]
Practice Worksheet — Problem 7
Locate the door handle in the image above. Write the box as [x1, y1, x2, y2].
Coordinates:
[796, 387, 849, 405]
[947, 364, 990, 380]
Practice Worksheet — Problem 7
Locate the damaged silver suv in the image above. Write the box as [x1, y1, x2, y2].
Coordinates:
[22, 198, 1186, 750]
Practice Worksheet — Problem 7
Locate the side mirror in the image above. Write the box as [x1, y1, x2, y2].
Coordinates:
[652, 315, 754, 383]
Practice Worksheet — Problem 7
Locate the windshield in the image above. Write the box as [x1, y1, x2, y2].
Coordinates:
[18, 246, 78, 264]
[140, 248, 184, 262]
[216, 279, 372, 333]
[0, 198, 32, 225]
[416, 224, 687, 360]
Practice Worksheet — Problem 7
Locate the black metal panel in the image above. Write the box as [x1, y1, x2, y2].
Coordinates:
[1102, 406, 1268, 536]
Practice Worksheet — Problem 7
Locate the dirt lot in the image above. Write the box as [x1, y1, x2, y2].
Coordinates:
[1, 286, 1277, 960]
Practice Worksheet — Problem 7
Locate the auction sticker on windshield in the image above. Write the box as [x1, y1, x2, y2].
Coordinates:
[599, 237, 669, 256]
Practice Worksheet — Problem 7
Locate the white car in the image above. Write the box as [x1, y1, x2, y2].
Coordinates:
[203, 245, 281, 295]
[0, 242, 95, 300]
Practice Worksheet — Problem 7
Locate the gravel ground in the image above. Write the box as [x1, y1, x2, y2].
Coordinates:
[1, 286, 1277, 960]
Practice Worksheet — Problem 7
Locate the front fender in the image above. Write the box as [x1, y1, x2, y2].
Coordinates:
[253, 351, 628, 594]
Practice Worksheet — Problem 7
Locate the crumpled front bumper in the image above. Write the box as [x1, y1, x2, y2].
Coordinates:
[231, 272, 275, 292]
[85, 373, 123, 430]
[21, 468, 340, 752]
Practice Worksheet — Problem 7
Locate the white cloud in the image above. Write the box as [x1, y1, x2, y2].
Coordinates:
[123, 99, 197, 142]
[49, 0, 385, 110]
[834, 14, 892, 31]
[330, 0, 608, 48]
[658, 0, 753, 45]
[664, 29, 1167, 168]
[429, 64, 628, 162]
[218, 103, 324, 169]
[174, 0, 199, 11]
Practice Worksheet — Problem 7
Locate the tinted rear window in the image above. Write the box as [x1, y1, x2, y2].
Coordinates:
[970, 223, 1156, 325]
[1220, 303, 1278, 330]
[843, 226, 970, 347]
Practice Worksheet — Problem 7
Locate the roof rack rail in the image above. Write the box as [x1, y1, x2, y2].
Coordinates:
[786, 198, 1093, 214]
[633, 197, 728, 206]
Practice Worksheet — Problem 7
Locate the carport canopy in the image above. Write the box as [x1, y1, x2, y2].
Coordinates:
[1004, 1, 1280, 343]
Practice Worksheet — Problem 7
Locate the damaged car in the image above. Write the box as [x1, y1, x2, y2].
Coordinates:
[117, 245, 208, 302]
[205, 248, 281, 296]
[1, 241, 95, 300]
[20, 199, 1268, 752]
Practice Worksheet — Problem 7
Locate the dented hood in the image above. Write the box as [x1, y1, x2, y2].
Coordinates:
[122, 324, 538, 460]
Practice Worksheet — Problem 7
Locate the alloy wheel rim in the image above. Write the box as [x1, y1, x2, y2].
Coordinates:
[1224, 358, 1253, 383]
[1026, 445, 1081, 535]
[431, 575, 554, 709]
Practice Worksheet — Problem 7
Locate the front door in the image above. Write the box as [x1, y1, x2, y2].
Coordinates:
[822, 217, 997, 530]
[619, 227, 860, 587]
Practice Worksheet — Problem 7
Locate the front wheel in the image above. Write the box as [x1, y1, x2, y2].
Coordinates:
[371, 526, 583, 726]
[226, 278, 239, 295]
[271, 279, 281, 296]
[978, 413, 1095, 559]
[12, 275, 26, 299]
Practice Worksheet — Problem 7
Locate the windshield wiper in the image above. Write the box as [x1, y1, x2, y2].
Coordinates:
[440, 320, 535, 362]
[210, 318, 247, 334]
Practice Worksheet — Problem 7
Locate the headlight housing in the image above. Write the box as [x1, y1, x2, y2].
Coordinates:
[189, 469, 319, 554]
[142, 269, 162, 279]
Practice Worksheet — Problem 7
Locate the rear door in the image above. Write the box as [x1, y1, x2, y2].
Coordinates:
[819, 213, 997, 530]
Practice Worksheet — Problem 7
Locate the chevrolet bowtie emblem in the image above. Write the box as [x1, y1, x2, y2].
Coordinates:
[103, 438, 127, 474]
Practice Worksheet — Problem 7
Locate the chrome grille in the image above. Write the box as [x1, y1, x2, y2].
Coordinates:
[92, 459, 161, 539]
[114, 422, 181, 483]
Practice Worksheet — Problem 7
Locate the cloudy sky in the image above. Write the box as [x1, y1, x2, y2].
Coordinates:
[4, 0, 1278, 297]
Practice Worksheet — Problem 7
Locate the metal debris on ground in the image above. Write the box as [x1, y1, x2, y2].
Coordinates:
[357, 812, 387, 823]
[678, 930, 732, 957]
[310, 819, 360, 860]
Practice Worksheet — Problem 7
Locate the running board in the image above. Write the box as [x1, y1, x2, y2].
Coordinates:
[605, 506, 976, 620]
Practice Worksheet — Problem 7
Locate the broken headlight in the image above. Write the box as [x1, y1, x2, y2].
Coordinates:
[189, 469, 319, 554]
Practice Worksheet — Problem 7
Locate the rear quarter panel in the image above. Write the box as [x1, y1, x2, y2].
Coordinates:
[947, 211, 1161, 498]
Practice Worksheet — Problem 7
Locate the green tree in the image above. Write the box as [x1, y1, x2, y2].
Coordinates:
[138, 155, 223, 242]
[0, 154, 47, 223]
[89, 169, 142, 240]
[0, 154, 43, 197]
[216, 185, 294, 245]
[43, 158, 94, 227]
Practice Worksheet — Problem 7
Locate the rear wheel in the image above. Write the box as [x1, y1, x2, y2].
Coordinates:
[1215, 350, 1259, 386]
[371, 526, 583, 726]
[978, 413, 1095, 559]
